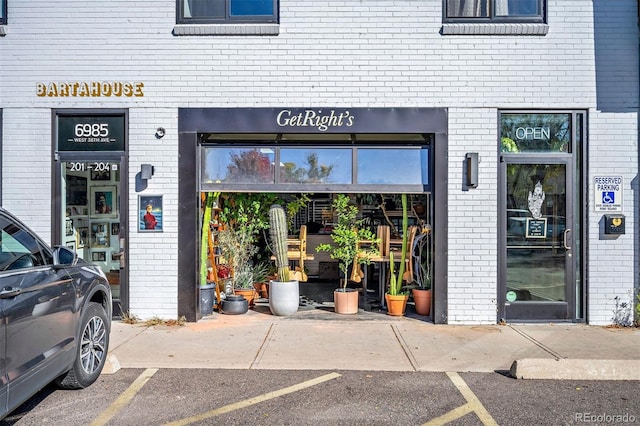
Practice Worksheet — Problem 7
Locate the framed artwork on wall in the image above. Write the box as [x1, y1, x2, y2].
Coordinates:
[91, 222, 110, 248]
[77, 227, 88, 248]
[91, 169, 111, 181]
[90, 186, 117, 217]
[92, 251, 106, 262]
[139, 195, 163, 232]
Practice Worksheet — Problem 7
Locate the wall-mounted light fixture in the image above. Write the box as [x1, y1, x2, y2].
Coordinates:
[141, 164, 155, 180]
[155, 127, 166, 139]
[465, 152, 478, 188]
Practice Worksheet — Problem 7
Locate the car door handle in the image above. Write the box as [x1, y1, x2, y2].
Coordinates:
[0, 287, 21, 299]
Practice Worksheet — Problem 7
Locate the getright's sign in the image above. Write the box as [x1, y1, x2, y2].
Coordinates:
[276, 109, 354, 132]
[179, 107, 448, 134]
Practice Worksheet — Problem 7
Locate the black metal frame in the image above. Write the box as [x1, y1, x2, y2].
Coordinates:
[51, 109, 129, 316]
[178, 107, 449, 323]
[176, 0, 279, 24]
[0, 0, 6, 26]
[443, 0, 546, 24]
[497, 110, 586, 323]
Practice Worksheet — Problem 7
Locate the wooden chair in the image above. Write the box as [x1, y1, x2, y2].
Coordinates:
[272, 225, 314, 282]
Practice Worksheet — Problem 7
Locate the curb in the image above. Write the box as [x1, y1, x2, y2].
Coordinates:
[510, 358, 640, 381]
[102, 354, 121, 375]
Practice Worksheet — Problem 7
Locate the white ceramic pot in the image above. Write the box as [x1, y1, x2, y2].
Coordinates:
[268, 280, 300, 316]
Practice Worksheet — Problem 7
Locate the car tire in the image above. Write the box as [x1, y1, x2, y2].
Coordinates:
[56, 302, 110, 389]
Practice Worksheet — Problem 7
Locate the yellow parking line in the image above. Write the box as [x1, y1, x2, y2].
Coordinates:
[163, 372, 342, 426]
[90, 368, 158, 426]
[423, 372, 498, 426]
[423, 402, 474, 426]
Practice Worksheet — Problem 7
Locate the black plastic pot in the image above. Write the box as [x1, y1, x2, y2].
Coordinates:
[221, 294, 249, 315]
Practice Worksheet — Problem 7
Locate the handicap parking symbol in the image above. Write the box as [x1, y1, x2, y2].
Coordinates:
[602, 192, 615, 204]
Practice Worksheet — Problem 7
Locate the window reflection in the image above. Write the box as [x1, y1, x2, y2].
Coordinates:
[280, 148, 350, 184]
[202, 147, 275, 184]
[358, 149, 424, 185]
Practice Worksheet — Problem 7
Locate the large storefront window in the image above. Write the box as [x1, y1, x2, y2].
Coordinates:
[201, 144, 430, 193]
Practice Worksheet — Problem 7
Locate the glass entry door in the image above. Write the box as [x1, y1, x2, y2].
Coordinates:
[501, 159, 575, 320]
[59, 159, 126, 316]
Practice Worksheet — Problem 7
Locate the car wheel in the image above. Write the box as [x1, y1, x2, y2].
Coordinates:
[56, 302, 110, 389]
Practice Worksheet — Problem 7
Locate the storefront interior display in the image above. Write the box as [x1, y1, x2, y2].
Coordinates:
[204, 192, 433, 312]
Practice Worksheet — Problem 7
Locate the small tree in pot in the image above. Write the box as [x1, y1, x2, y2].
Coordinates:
[268, 204, 299, 316]
[316, 194, 379, 314]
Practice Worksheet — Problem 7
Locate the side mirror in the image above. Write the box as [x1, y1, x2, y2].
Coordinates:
[53, 246, 79, 266]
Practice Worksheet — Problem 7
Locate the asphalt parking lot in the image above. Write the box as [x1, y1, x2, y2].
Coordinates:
[3, 369, 639, 425]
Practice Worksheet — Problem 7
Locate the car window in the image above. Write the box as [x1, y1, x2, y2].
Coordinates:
[0, 215, 50, 271]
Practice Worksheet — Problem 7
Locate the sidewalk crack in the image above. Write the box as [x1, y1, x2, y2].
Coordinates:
[509, 325, 565, 360]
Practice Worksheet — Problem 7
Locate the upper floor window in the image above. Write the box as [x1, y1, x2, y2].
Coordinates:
[178, 0, 278, 24]
[1, 0, 7, 25]
[445, 0, 545, 23]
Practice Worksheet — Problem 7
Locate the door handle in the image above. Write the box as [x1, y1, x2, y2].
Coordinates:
[563, 229, 571, 250]
[0, 287, 21, 299]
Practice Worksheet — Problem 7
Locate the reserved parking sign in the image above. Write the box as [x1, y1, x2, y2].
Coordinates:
[594, 176, 623, 212]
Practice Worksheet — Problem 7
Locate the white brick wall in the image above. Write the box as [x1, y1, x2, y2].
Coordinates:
[447, 108, 499, 325]
[1, 1, 637, 323]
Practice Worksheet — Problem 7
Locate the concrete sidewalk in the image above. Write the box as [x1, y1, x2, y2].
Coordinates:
[105, 306, 640, 380]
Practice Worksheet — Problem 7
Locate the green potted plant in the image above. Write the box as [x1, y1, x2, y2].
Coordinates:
[268, 204, 299, 316]
[316, 194, 379, 314]
[199, 192, 219, 316]
[214, 226, 257, 313]
[386, 193, 409, 316]
[249, 261, 272, 300]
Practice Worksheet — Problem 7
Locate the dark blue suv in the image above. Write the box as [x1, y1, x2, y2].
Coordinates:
[0, 207, 111, 420]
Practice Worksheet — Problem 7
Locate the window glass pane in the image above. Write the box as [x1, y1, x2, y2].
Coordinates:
[500, 113, 571, 153]
[202, 147, 275, 184]
[280, 148, 351, 184]
[495, 0, 540, 16]
[230, 0, 273, 16]
[184, 0, 225, 19]
[357, 149, 424, 185]
[447, 0, 489, 18]
[0, 216, 47, 271]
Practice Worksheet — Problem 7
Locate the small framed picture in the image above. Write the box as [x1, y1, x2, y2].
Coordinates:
[111, 222, 120, 236]
[91, 186, 117, 217]
[65, 218, 74, 236]
[91, 169, 111, 181]
[139, 195, 163, 232]
[77, 227, 88, 248]
[91, 222, 110, 248]
[92, 251, 106, 262]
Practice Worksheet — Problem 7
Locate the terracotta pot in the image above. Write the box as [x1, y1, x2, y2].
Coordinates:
[253, 282, 269, 299]
[385, 293, 408, 316]
[412, 288, 431, 316]
[333, 288, 359, 315]
[234, 288, 257, 307]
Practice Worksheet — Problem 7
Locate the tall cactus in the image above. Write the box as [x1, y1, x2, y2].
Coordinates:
[269, 204, 290, 282]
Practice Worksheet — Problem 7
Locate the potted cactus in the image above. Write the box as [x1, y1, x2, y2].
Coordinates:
[385, 193, 409, 316]
[268, 204, 299, 316]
